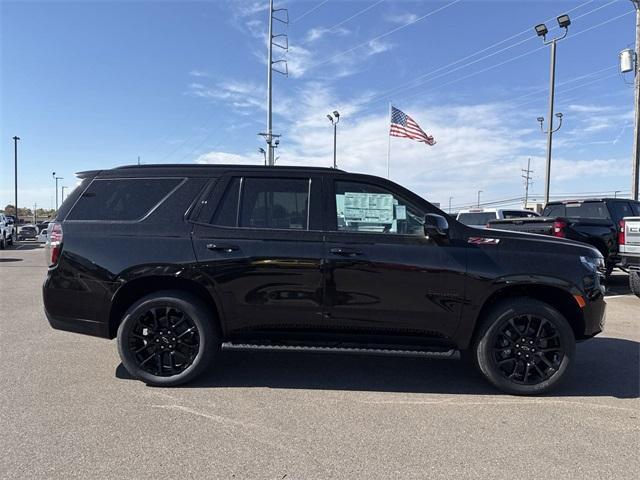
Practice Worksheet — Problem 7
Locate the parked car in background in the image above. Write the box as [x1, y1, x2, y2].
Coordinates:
[0, 213, 16, 249]
[37, 225, 50, 243]
[18, 225, 39, 241]
[43, 164, 606, 395]
[456, 208, 539, 228]
[619, 216, 640, 298]
[488, 198, 640, 277]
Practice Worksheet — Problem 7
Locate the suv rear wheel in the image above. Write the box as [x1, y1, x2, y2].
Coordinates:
[117, 290, 218, 386]
[472, 298, 575, 395]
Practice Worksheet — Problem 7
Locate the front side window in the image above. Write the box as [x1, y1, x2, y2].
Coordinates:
[239, 178, 309, 230]
[334, 181, 425, 235]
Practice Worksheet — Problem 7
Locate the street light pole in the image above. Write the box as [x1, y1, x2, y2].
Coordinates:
[535, 14, 570, 206]
[13, 136, 19, 224]
[52, 173, 63, 212]
[327, 111, 340, 168]
[61, 186, 67, 204]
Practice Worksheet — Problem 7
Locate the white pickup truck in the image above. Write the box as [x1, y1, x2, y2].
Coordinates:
[0, 214, 16, 249]
[620, 216, 640, 297]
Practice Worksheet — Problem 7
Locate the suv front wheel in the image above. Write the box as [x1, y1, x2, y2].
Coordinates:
[472, 298, 575, 395]
[117, 290, 218, 386]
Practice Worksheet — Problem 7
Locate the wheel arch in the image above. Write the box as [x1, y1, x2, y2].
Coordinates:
[467, 283, 585, 349]
[108, 275, 223, 339]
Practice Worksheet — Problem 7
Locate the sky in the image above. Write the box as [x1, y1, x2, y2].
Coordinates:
[0, 0, 637, 212]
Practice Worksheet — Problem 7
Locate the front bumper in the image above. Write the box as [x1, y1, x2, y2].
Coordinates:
[580, 283, 607, 338]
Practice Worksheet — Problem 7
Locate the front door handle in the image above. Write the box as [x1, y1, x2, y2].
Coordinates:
[330, 247, 363, 256]
[206, 243, 239, 252]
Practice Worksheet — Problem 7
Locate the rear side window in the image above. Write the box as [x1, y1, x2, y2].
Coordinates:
[212, 178, 240, 226]
[609, 201, 634, 221]
[67, 178, 182, 221]
[632, 203, 640, 216]
[502, 210, 539, 219]
[239, 178, 309, 230]
[542, 204, 564, 217]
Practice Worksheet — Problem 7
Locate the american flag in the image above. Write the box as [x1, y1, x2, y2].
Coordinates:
[390, 106, 435, 146]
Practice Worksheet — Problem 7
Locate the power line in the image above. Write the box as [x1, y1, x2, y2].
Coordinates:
[370, 9, 635, 113]
[291, 0, 330, 24]
[359, 0, 602, 110]
[308, 0, 463, 70]
[352, 2, 628, 117]
[298, 0, 385, 45]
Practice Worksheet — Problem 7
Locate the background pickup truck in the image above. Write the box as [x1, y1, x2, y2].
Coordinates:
[0, 214, 16, 249]
[487, 198, 640, 276]
[620, 216, 640, 297]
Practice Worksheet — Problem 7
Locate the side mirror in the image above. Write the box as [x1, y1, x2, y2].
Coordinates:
[424, 213, 449, 239]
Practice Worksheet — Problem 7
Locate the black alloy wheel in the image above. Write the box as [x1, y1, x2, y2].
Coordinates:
[127, 306, 200, 377]
[473, 298, 575, 395]
[117, 291, 218, 386]
[491, 314, 563, 385]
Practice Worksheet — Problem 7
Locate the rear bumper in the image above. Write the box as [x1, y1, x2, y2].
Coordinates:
[43, 274, 112, 339]
[620, 254, 640, 272]
[45, 309, 110, 338]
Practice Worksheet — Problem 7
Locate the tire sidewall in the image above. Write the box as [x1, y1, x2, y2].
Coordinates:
[630, 271, 640, 298]
[475, 299, 575, 395]
[117, 291, 218, 387]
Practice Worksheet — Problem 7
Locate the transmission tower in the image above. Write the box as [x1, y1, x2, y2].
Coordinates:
[261, 0, 289, 166]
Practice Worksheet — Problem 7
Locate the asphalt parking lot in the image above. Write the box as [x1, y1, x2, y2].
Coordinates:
[1, 243, 638, 479]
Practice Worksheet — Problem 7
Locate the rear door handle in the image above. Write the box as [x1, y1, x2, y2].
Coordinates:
[330, 247, 363, 256]
[206, 243, 239, 252]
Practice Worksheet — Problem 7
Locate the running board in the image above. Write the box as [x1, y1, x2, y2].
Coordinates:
[221, 342, 458, 359]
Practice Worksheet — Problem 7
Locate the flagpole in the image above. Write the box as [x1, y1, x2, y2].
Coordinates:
[387, 102, 392, 179]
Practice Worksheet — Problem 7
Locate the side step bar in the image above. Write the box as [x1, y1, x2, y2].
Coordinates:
[221, 342, 459, 359]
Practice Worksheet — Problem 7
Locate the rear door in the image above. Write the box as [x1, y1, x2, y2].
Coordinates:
[322, 176, 467, 339]
[191, 172, 325, 337]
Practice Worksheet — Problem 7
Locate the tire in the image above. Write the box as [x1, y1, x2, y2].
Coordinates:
[630, 271, 640, 299]
[471, 298, 575, 395]
[117, 290, 219, 387]
[7, 233, 13, 246]
[0, 235, 5, 250]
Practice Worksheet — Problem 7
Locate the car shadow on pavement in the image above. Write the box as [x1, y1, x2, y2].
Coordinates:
[116, 337, 639, 398]
[606, 273, 631, 296]
[12, 242, 44, 251]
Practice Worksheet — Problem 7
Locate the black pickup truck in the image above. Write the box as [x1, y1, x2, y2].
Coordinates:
[488, 198, 640, 275]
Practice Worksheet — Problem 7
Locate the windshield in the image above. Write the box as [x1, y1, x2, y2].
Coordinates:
[457, 212, 496, 225]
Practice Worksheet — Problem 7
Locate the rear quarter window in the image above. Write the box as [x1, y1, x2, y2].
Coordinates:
[66, 178, 183, 221]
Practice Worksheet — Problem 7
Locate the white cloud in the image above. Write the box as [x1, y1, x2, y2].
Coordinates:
[189, 70, 210, 78]
[305, 26, 350, 43]
[386, 13, 419, 24]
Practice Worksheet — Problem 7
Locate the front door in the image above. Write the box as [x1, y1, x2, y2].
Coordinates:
[323, 177, 467, 340]
[192, 173, 325, 337]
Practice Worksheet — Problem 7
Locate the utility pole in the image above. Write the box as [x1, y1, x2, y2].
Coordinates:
[261, 0, 288, 165]
[631, 0, 640, 200]
[137, 155, 141, 166]
[477, 190, 483, 207]
[534, 14, 571, 205]
[13, 136, 19, 222]
[522, 158, 534, 208]
[33, 203, 37, 225]
[448, 196, 453, 214]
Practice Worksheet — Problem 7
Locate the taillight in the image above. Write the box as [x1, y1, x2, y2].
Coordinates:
[619, 220, 626, 245]
[49, 222, 63, 266]
[553, 220, 567, 238]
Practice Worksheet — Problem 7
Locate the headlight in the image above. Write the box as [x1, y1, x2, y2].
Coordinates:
[580, 255, 604, 273]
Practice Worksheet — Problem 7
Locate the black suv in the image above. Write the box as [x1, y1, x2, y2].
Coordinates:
[43, 165, 606, 394]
